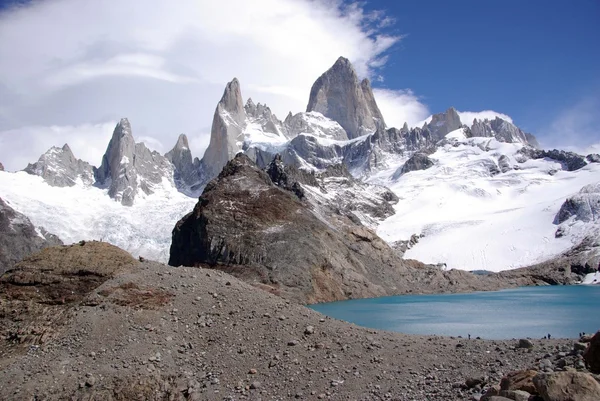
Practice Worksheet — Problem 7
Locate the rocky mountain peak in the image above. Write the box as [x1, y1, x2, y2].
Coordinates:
[306, 56, 386, 139]
[173, 133, 189, 150]
[470, 116, 531, 145]
[24, 143, 94, 187]
[96, 119, 174, 206]
[219, 77, 245, 121]
[200, 78, 251, 181]
[165, 134, 201, 194]
[0, 162, 3, 171]
[427, 107, 462, 140]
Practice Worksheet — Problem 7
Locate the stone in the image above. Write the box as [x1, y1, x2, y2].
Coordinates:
[250, 381, 261, 390]
[517, 339, 534, 349]
[500, 389, 531, 401]
[500, 370, 538, 394]
[306, 56, 385, 139]
[583, 331, 600, 373]
[304, 326, 315, 335]
[533, 371, 600, 401]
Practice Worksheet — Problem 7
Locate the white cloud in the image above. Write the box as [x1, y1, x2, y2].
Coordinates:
[0, 0, 410, 170]
[414, 109, 514, 129]
[373, 88, 430, 128]
[458, 110, 513, 125]
[540, 96, 600, 150]
[0, 123, 115, 171]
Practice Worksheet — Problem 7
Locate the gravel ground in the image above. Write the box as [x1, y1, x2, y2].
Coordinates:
[0, 258, 592, 400]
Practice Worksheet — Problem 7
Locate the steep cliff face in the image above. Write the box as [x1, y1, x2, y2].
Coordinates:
[200, 78, 248, 180]
[24, 144, 94, 187]
[95, 118, 174, 205]
[164, 134, 202, 194]
[169, 154, 430, 303]
[306, 57, 385, 139]
[0, 198, 62, 274]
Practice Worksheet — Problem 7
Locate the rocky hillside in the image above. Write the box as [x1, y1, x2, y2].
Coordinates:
[168, 154, 591, 304]
[0, 243, 598, 400]
[0, 197, 62, 274]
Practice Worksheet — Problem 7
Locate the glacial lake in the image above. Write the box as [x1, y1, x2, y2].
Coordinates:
[309, 285, 600, 339]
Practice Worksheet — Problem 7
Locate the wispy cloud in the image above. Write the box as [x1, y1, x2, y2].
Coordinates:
[373, 88, 430, 128]
[540, 95, 600, 151]
[0, 0, 410, 170]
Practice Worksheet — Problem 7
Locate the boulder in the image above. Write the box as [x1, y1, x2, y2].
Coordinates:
[500, 370, 538, 393]
[533, 371, 600, 401]
[583, 331, 600, 373]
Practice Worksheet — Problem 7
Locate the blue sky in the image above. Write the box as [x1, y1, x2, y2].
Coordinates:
[365, 0, 600, 136]
[0, 0, 598, 170]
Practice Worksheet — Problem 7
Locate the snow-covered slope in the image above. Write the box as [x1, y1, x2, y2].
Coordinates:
[371, 130, 600, 272]
[0, 171, 196, 263]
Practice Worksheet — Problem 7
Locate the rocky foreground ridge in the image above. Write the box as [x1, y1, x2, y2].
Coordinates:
[0, 242, 598, 401]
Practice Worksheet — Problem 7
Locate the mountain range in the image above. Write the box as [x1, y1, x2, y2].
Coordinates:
[1, 56, 599, 284]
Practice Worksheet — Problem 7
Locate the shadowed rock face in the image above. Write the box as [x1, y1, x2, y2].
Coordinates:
[517, 147, 588, 172]
[165, 134, 202, 193]
[0, 198, 62, 274]
[95, 118, 174, 206]
[392, 153, 434, 179]
[169, 154, 417, 303]
[24, 144, 95, 187]
[168, 154, 561, 303]
[427, 107, 462, 140]
[0, 162, 4, 171]
[306, 57, 385, 139]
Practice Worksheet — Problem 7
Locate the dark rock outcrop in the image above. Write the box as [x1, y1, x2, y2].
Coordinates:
[555, 183, 600, 224]
[517, 148, 588, 171]
[583, 331, 600, 373]
[0, 162, 4, 171]
[392, 153, 434, 179]
[0, 198, 62, 274]
[306, 57, 385, 139]
[169, 154, 511, 303]
[24, 144, 95, 187]
[95, 118, 174, 206]
[164, 134, 202, 193]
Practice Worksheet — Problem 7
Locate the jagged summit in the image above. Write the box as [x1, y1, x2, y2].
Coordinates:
[220, 77, 245, 121]
[200, 78, 249, 180]
[426, 107, 462, 140]
[306, 56, 386, 139]
[95, 118, 174, 206]
[24, 142, 94, 187]
[165, 134, 202, 194]
[469, 116, 530, 145]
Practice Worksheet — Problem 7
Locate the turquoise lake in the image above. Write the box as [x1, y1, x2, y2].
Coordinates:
[309, 286, 600, 339]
